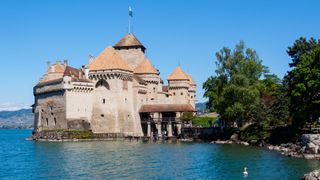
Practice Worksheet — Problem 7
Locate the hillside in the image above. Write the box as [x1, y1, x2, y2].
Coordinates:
[0, 109, 33, 129]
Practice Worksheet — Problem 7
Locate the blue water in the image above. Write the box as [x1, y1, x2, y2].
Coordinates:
[0, 129, 319, 179]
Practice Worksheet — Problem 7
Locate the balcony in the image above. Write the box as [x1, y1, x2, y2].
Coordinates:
[140, 117, 181, 123]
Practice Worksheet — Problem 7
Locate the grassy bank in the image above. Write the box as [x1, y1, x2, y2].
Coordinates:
[192, 117, 218, 128]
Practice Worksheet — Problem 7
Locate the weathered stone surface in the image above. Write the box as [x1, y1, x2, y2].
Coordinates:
[302, 134, 320, 154]
[33, 34, 197, 139]
[302, 169, 320, 180]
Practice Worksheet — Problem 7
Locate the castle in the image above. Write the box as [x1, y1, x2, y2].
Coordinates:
[32, 33, 196, 137]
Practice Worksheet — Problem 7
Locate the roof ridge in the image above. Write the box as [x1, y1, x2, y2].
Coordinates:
[89, 46, 132, 72]
[114, 34, 145, 49]
[167, 66, 189, 80]
[134, 58, 158, 74]
[185, 73, 196, 85]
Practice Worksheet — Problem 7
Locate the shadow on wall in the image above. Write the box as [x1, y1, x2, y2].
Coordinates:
[67, 119, 91, 131]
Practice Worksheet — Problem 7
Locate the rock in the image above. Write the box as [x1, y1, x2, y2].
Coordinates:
[302, 169, 320, 180]
[230, 134, 239, 141]
[239, 141, 249, 146]
[250, 140, 258, 145]
[303, 154, 316, 160]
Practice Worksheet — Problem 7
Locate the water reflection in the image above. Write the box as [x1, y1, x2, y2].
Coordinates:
[1, 130, 320, 179]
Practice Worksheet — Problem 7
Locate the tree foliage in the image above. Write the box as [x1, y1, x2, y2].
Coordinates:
[203, 41, 269, 127]
[285, 37, 320, 127]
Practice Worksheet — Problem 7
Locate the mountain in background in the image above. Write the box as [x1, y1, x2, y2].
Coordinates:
[0, 103, 208, 129]
[196, 102, 208, 112]
[0, 109, 33, 129]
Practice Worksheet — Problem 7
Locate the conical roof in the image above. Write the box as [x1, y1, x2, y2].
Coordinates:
[114, 34, 145, 48]
[185, 73, 196, 85]
[167, 66, 189, 81]
[89, 46, 132, 72]
[134, 59, 158, 74]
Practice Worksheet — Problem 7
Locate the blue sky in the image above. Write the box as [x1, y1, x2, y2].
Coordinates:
[0, 0, 319, 109]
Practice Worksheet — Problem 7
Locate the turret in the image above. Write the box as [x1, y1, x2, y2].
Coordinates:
[133, 58, 160, 104]
[185, 73, 196, 108]
[113, 34, 146, 70]
[88, 46, 141, 135]
[167, 66, 190, 104]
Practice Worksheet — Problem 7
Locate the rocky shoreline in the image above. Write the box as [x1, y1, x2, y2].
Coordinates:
[211, 134, 320, 160]
[211, 134, 320, 179]
[302, 169, 320, 180]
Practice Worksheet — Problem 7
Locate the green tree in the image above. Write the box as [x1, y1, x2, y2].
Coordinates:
[285, 37, 320, 127]
[203, 41, 268, 127]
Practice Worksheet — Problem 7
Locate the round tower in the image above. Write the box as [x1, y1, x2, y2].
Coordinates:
[185, 73, 197, 108]
[167, 66, 190, 104]
[133, 58, 160, 104]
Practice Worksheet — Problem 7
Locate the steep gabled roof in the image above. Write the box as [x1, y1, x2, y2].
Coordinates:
[185, 73, 196, 85]
[47, 62, 65, 74]
[167, 66, 189, 81]
[89, 46, 132, 72]
[114, 34, 145, 49]
[63, 66, 81, 78]
[134, 59, 158, 74]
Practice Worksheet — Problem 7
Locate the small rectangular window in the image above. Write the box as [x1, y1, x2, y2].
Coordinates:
[123, 80, 128, 90]
[103, 98, 106, 104]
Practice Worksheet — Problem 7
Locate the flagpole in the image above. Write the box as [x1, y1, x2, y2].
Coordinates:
[128, 6, 132, 34]
[128, 13, 131, 34]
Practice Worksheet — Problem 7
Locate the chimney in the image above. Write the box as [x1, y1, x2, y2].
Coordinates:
[89, 55, 94, 64]
[47, 61, 51, 70]
[64, 59, 68, 67]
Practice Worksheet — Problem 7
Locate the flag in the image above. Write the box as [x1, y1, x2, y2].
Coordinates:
[129, 6, 133, 17]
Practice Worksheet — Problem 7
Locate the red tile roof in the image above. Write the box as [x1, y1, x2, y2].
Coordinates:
[139, 104, 196, 113]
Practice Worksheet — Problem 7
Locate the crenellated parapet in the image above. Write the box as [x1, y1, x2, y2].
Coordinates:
[89, 70, 133, 82]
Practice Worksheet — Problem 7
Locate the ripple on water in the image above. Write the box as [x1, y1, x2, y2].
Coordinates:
[0, 130, 320, 179]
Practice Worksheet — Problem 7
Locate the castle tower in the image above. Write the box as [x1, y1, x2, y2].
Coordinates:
[167, 66, 190, 104]
[185, 73, 196, 108]
[114, 34, 146, 70]
[134, 58, 160, 104]
[88, 46, 142, 135]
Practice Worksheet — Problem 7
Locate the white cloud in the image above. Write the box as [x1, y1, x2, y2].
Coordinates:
[0, 103, 31, 112]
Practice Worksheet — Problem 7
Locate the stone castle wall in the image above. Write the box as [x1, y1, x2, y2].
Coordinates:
[115, 48, 145, 69]
[34, 90, 67, 131]
[33, 40, 196, 137]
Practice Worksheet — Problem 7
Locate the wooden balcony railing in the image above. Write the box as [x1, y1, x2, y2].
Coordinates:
[140, 117, 181, 123]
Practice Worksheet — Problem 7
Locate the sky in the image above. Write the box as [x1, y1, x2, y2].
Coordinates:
[0, 0, 319, 109]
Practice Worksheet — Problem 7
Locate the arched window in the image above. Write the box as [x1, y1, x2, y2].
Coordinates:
[95, 79, 110, 89]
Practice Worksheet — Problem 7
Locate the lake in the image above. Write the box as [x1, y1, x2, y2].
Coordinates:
[0, 129, 319, 179]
